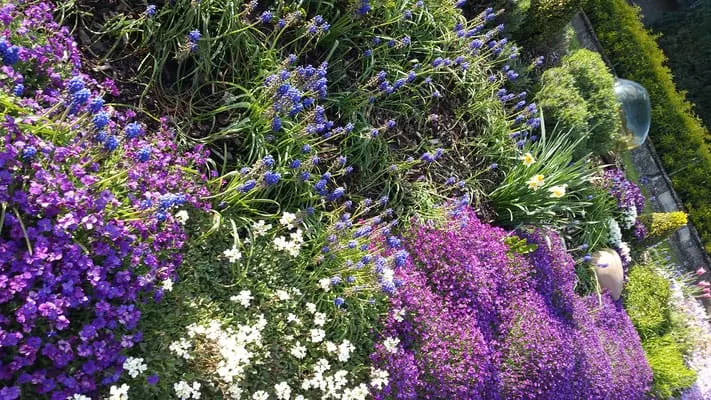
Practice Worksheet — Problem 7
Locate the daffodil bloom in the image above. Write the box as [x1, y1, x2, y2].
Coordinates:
[548, 185, 567, 198]
[520, 152, 535, 167]
[527, 174, 545, 191]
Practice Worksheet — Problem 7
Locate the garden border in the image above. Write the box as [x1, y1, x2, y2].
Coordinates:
[571, 11, 711, 275]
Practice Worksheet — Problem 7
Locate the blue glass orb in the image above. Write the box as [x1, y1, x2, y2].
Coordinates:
[614, 78, 651, 149]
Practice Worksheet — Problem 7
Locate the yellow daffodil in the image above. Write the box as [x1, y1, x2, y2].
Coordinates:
[520, 152, 535, 167]
[527, 174, 545, 191]
[548, 185, 567, 198]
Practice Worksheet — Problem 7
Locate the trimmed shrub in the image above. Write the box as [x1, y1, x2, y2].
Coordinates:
[538, 67, 590, 150]
[640, 211, 688, 246]
[537, 49, 621, 157]
[563, 49, 622, 155]
[584, 0, 711, 252]
[644, 334, 698, 399]
[624, 265, 672, 339]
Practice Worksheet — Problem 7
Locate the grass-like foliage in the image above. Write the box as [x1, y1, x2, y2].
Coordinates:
[488, 126, 617, 250]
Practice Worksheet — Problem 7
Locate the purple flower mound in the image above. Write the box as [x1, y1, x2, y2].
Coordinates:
[498, 291, 579, 399]
[371, 267, 499, 399]
[582, 295, 653, 399]
[371, 208, 652, 399]
[0, 2, 211, 398]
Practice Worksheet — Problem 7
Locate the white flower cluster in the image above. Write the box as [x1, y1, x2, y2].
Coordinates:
[621, 207, 638, 229]
[169, 337, 193, 360]
[165, 289, 377, 400]
[607, 219, 622, 247]
[107, 384, 130, 400]
[273, 212, 304, 257]
[224, 246, 243, 263]
[122, 356, 147, 378]
[174, 380, 202, 400]
[186, 317, 267, 386]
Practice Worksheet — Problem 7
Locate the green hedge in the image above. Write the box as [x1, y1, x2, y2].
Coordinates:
[516, 0, 585, 45]
[653, 2, 711, 134]
[584, 0, 711, 252]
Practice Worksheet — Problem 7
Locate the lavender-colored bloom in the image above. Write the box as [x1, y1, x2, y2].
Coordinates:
[124, 122, 144, 139]
[146, 5, 157, 17]
[12, 83, 23, 96]
[239, 179, 257, 192]
[260, 10, 273, 23]
[22, 145, 37, 160]
[137, 145, 152, 162]
[371, 211, 652, 399]
[263, 171, 280, 185]
[188, 29, 201, 43]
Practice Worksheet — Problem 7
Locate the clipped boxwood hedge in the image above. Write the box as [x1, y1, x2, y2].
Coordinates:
[585, 0, 711, 252]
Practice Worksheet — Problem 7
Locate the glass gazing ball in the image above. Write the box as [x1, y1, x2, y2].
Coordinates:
[614, 78, 651, 149]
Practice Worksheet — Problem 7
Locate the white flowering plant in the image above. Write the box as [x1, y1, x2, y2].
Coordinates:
[115, 204, 399, 399]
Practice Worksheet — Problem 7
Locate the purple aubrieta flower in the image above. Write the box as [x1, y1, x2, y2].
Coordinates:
[147, 375, 159, 385]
